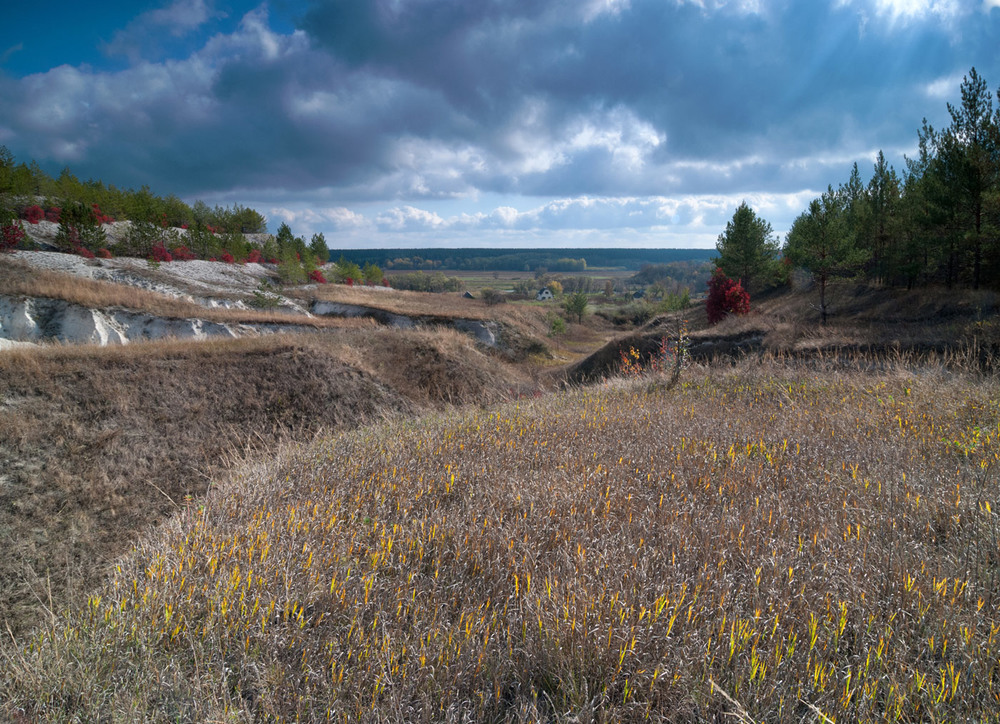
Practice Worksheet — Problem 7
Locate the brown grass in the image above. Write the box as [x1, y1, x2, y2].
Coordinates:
[3, 355, 999, 721]
[0, 329, 527, 638]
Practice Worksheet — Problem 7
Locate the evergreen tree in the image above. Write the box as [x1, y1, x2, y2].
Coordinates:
[714, 202, 779, 294]
[934, 68, 1000, 288]
[309, 232, 329, 264]
[784, 188, 867, 324]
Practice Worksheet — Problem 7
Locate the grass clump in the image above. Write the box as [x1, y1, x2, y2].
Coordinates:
[5, 359, 999, 722]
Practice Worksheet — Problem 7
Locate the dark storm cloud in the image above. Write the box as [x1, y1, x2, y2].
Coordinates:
[1, 0, 998, 245]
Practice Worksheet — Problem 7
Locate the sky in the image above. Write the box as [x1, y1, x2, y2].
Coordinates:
[1, 0, 999, 250]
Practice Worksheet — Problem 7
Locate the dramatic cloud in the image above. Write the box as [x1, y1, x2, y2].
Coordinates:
[1, 0, 998, 247]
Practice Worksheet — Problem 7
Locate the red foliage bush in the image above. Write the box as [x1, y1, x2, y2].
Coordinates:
[382, 278, 390, 287]
[308, 269, 327, 284]
[705, 267, 750, 324]
[246, 249, 263, 264]
[23, 205, 44, 224]
[170, 245, 196, 261]
[91, 203, 114, 224]
[220, 251, 235, 264]
[1, 222, 25, 252]
[149, 244, 173, 263]
[45, 207, 61, 223]
[345, 277, 354, 287]
[96, 248, 113, 259]
[74, 245, 96, 259]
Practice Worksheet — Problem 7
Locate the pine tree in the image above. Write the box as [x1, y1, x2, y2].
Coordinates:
[714, 202, 779, 294]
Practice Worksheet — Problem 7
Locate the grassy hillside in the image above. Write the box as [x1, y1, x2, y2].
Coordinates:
[3, 354, 998, 721]
[0, 330, 530, 638]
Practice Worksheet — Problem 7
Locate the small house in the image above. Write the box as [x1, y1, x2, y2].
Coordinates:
[536, 288, 554, 301]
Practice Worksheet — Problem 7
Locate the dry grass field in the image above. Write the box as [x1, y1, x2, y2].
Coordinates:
[1, 263, 999, 721]
[0, 330, 529, 639]
[3, 352, 999, 722]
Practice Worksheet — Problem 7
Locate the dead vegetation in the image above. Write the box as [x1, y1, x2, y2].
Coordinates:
[0, 330, 529, 637]
[567, 282, 1000, 382]
[2, 265, 1000, 721]
[4, 358, 998, 721]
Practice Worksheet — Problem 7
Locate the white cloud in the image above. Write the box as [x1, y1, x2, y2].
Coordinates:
[923, 72, 966, 100]
[837, 0, 964, 25]
[375, 206, 447, 232]
[105, 0, 221, 61]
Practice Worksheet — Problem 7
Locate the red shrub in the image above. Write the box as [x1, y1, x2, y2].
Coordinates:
[170, 245, 196, 261]
[268, 258, 279, 265]
[705, 267, 749, 324]
[246, 249, 263, 264]
[1, 222, 25, 252]
[309, 269, 327, 284]
[208, 257, 218, 262]
[382, 278, 390, 287]
[74, 245, 96, 259]
[23, 205, 44, 224]
[150, 244, 173, 263]
[220, 251, 235, 264]
[46, 207, 61, 223]
[96, 248, 113, 259]
[345, 277, 354, 286]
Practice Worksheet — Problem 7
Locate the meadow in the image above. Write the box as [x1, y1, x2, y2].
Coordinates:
[4, 352, 998, 722]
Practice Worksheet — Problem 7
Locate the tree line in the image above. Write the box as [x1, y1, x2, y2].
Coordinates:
[715, 68, 1000, 322]
[0, 148, 267, 234]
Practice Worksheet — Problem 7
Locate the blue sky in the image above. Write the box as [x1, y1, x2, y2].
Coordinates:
[1, 0, 999, 249]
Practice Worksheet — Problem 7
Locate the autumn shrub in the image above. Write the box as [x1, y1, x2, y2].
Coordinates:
[220, 251, 235, 264]
[246, 249, 263, 264]
[22, 205, 44, 224]
[308, 269, 328, 284]
[706, 267, 750, 324]
[74, 245, 96, 260]
[96, 248, 113, 259]
[1, 220, 25, 252]
[45, 207, 61, 223]
[170, 245, 196, 261]
[55, 201, 107, 253]
[149, 244, 173, 263]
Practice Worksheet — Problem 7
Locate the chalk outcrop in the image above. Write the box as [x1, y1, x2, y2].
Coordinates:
[0, 295, 315, 347]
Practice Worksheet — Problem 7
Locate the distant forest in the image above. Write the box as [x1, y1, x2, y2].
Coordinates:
[335, 248, 716, 272]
